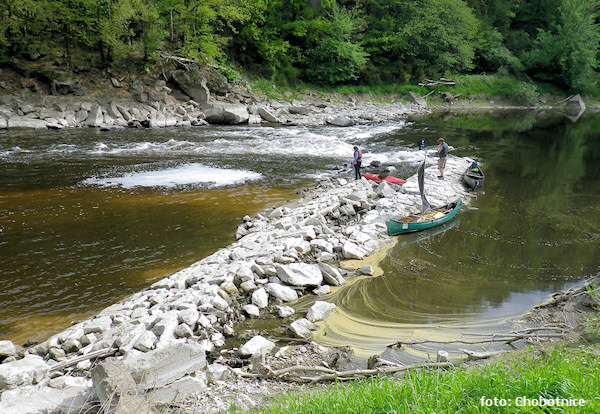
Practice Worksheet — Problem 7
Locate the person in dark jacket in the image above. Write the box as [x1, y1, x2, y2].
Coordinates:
[352, 146, 362, 180]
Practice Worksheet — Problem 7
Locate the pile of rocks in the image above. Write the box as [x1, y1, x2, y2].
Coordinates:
[0, 155, 473, 413]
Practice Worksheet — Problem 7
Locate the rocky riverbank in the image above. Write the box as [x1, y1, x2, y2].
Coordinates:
[0, 61, 432, 131]
[0, 150, 478, 413]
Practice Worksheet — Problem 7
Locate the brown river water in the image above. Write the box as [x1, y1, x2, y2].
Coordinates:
[1, 110, 599, 356]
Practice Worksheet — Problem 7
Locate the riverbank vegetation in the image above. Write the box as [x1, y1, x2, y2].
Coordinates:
[1, 0, 599, 98]
[247, 319, 600, 413]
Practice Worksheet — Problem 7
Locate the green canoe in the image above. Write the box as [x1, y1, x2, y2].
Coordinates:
[387, 198, 462, 236]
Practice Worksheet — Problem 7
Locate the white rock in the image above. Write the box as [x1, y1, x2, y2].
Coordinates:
[289, 318, 317, 339]
[342, 240, 368, 259]
[124, 342, 207, 391]
[313, 285, 331, 296]
[252, 288, 269, 308]
[318, 263, 346, 286]
[276, 263, 323, 287]
[133, 330, 157, 352]
[277, 305, 296, 318]
[265, 283, 299, 302]
[0, 355, 49, 389]
[243, 304, 261, 318]
[0, 340, 16, 358]
[174, 323, 194, 338]
[239, 335, 275, 357]
[360, 265, 375, 276]
[240, 280, 258, 292]
[306, 301, 337, 322]
[178, 308, 200, 327]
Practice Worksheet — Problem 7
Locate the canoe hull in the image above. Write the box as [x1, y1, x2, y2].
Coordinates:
[387, 199, 462, 236]
[462, 168, 484, 190]
[362, 173, 406, 185]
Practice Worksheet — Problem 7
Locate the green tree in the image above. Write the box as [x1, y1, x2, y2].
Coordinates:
[361, 0, 479, 81]
[524, 0, 600, 91]
[300, 4, 368, 84]
[0, 0, 51, 57]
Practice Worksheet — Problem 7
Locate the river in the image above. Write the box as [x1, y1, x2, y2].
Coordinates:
[1, 109, 599, 354]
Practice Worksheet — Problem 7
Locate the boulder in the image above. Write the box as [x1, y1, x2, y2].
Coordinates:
[0, 340, 16, 358]
[326, 115, 353, 127]
[170, 66, 210, 103]
[342, 240, 368, 259]
[91, 358, 152, 413]
[251, 287, 269, 308]
[407, 91, 427, 107]
[306, 301, 337, 322]
[203, 103, 249, 124]
[129, 80, 148, 103]
[289, 318, 317, 339]
[7, 117, 47, 129]
[0, 354, 49, 389]
[258, 107, 280, 123]
[242, 304, 261, 318]
[146, 375, 207, 404]
[0, 377, 92, 414]
[239, 335, 275, 357]
[277, 305, 296, 318]
[265, 283, 299, 302]
[276, 263, 323, 287]
[123, 342, 207, 391]
[85, 105, 104, 127]
[318, 263, 346, 286]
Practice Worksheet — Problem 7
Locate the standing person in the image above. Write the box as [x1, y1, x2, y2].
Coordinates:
[436, 138, 448, 179]
[352, 146, 362, 180]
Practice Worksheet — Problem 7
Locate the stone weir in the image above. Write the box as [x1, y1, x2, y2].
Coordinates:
[0, 154, 475, 413]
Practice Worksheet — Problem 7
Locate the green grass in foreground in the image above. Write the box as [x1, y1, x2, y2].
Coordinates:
[251, 335, 600, 413]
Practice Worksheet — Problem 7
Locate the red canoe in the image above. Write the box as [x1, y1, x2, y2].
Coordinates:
[361, 173, 406, 184]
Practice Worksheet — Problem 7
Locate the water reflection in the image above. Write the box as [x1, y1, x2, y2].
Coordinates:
[313, 110, 600, 357]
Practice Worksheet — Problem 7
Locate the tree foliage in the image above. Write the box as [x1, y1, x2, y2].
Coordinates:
[0, 0, 598, 91]
[523, 0, 600, 91]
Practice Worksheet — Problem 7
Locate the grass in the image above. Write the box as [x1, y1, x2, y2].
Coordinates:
[246, 322, 600, 414]
[248, 73, 580, 107]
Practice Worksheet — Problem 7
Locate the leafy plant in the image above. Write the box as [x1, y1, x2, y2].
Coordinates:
[587, 283, 600, 310]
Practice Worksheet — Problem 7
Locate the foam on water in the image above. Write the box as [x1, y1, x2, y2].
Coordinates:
[82, 163, 262, 188]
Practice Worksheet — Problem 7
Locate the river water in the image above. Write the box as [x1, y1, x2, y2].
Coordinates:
[1, 110, 599, 354]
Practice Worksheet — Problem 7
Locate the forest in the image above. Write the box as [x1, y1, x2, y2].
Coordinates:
[0, 0, 599, 93]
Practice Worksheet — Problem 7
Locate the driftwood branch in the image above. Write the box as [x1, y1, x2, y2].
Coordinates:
[232, 361, 452, 383]
[421, 90, 435, 99]
[418, 78, 456, 87]
[156, 51, 196, 69]
[49, 347, 118, 372]
[459, 349, 508, 360]
[391, 333, 565, 347]
[555, 94, 576, 105]
[388, 326, 568, 349]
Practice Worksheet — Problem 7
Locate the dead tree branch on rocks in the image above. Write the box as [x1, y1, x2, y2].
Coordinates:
[418, 78, 456, 87]
[232, 361, 452, 383]
[49, 347, 118, 372]
[388, 327, 568, 349]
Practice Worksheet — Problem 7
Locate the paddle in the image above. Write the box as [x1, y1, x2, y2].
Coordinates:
[417, 139, 431, 214]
